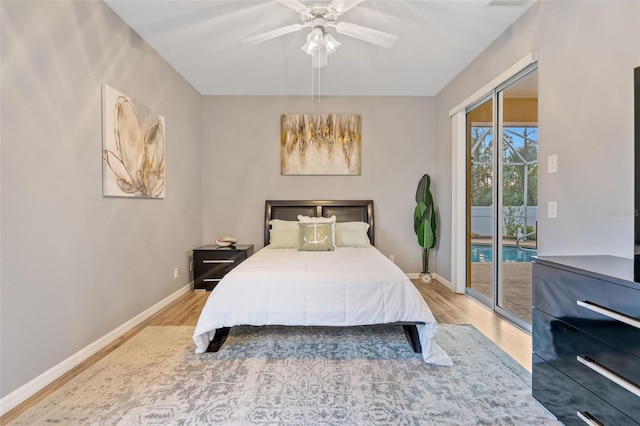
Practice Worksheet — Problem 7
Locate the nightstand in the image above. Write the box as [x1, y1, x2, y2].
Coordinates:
[193, 244, 253, 291]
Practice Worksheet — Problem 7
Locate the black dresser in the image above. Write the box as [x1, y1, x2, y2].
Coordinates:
[193, 245, 253, 291]
[532, 255, 640, 425]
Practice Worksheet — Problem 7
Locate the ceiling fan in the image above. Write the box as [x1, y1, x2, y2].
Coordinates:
[242, 0, 398, 68]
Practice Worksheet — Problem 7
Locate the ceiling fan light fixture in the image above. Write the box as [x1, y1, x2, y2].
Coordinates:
[310, 27, 325, 43]
[324, 33, 341, 55]
[302, 27, 326, 54]
[301, 42, 320, 55]
[301, 39, 317, 55]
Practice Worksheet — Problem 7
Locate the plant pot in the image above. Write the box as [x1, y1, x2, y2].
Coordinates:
[419, 272, 432, 284]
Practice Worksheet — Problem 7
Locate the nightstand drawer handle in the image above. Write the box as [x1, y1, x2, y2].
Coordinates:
[203, 278, 222, 282]
[576, 411, 603, 426]
[577, 356, 640, 397]
[577, 300, 640, 330]
[203, 260, 235, 264]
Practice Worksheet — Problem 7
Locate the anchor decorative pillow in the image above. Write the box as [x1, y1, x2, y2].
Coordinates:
[298, 222, 334, 251]
[298, 215, 336, 248]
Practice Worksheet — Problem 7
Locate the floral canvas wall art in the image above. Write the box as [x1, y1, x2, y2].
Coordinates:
[281, 114, 361, 175]
[102, 84, 165, 198]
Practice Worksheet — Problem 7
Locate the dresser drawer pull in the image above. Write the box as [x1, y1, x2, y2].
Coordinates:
[576, 411, 604, 426]
[577, 356, 640, 397]
[203, 260, 235, 264]
[203, 278, 222, 282]
[577, 300, 640, 330]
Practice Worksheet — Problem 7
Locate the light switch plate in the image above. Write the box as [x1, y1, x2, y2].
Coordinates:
[548, 154, 558, 174]
[548, 201, 558, 218]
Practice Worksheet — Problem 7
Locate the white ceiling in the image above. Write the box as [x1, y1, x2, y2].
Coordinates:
[103, 0, 535, 96]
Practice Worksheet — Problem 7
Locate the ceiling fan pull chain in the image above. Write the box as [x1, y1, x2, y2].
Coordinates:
[311, 57, 314, 101]
[318, 63, 321, 102]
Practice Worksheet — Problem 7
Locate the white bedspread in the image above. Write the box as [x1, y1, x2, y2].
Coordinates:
[192, 246, 452, 366]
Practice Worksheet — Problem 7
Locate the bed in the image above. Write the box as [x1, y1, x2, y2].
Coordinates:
[192, 200, 452, 366]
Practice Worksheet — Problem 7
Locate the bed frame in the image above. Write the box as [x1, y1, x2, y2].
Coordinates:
[264, 199, 375, 246]
[207, 200, 422, 354]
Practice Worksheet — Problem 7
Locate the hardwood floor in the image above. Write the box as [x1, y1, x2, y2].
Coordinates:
[413, 279, 532, 371]
[1, 279, 531, 424]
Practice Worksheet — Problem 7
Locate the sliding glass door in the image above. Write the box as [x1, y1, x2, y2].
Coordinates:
[467, 97, 495, 307]
[466, 67, 538, 330]
[498, 72, 538, 325]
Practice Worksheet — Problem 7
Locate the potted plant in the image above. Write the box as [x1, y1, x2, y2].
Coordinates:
[413, 174, 437, 283]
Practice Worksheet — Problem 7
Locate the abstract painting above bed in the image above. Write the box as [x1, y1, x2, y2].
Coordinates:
[280, 114, 361, 176]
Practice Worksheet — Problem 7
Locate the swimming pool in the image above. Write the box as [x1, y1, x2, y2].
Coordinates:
[471, 244, 536, 263]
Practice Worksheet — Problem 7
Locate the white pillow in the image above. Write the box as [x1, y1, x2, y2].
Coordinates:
[335, 222, 371, 247]
[269, 219, 299, 230]
[297, 215, 336, 224]
[268, 219, 300, 248]
[269, 229, 299, 248]
[298, 215, 336, 247]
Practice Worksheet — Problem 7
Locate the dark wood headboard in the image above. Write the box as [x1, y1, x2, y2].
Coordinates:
[264, 200, 375, 247]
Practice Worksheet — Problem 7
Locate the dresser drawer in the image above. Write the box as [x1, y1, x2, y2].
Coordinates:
[533, 309, 640, 422]
[533, 262, 640, 356]
[533, 354, 639, 426]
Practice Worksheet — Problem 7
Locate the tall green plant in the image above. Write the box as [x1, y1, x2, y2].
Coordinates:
[414, 174, 437, 274]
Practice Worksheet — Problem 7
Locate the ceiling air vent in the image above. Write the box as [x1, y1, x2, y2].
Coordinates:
[487, 0, 530, 6]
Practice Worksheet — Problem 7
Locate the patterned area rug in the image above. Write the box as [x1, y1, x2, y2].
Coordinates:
[10, 325, 559, 425]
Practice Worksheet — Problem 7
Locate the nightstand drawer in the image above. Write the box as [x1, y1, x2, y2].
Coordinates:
[194, 261, 236, 280]
[195, 251, 246, 271]
[193, 244, 253, 291]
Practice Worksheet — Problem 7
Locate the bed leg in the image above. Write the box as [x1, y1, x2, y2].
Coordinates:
[206, 327, 230, 352]
[402, 325, 422, 353]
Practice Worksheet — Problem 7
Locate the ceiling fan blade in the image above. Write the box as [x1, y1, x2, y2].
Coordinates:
[276, 0, 308, 13]
[335, 22, 398, 48]
[242, 24, 304, 44]
[329, 0, 366, 14]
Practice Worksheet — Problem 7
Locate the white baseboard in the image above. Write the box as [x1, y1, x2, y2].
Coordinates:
[406, 272, 461, 294]
[433, 273, 458, 292]
[0, 283, 192, 416]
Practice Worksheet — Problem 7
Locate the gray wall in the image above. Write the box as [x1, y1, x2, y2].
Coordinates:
[0, 1, 202, 398]
[435, 0, 640, 281]
[200, 96, 436, 273]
